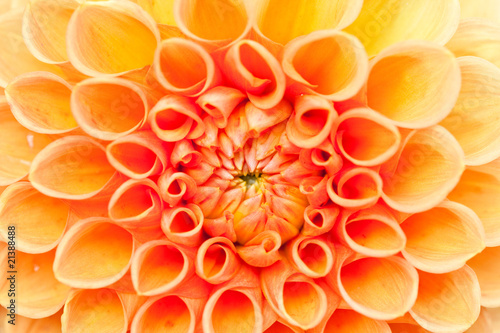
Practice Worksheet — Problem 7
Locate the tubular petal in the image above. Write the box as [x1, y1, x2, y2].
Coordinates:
[66, 0, 160, 76]
[459, 0, 500, 24]
[196, 86, 246, 129]
[299, 176, 330, 208]
[4, 310, 62, 333]
[245, 100, 291, 137]
[467, 246, 500, 308]
[302, 205, 339, 237]
[61, 289, 127, 333]
[440, 56, 500, 165]
[161, 203, 205, 247]
[224, 40, 285, 109]
[53, 218, 135, 289]
[153, 38, 221, 97]
[285, 235, 334, 278]
[237, 230, 281, 267]
[410, 266, 481, 333]
[131, 240, 196, 296]
[71, 78, 152, 140]
[0, 249, 70, 319]
[321, 310, 391, 333]
[196, 237, 241, 284]
[380, 126, 465, 213]
[5, 72, 76, 134]
[345, 0, 460, 57]
[158, 168, 197, 207]
[29, 136, 116, 200]
[365, 41, 461, 128]
[332, 108, 401, 166]
[23, 0, 79, 64]
[466, 308, 494, 333]
[282, 30, 368, 101]
[338, 256, 419, 320]
[0, 182, 70, 253]
[401, 201, 485, 273]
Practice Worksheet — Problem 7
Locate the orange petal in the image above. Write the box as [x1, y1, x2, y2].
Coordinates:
[285, 235, 334, 278]
[299, 176, 330, 208]
[365, 41, 461, 128]
[4, 310, 62, 333]
[53, 218, 135, 288]
[71, 77, 153, 140]
[170, 139, 202, 168]
[401, 200, 485, 273]
[161, 203, 205, 247]
[245, 100, 291, 138]
[158, 168, 197, 207]
[338, 256, 419, 320]
[0, 249, 70, 318]
[5, 71, 76, 134]
[467, 246, 500, 308]
[410, 266, 481, 332]
[237, 230, 282, 268]
[66, 0, 160, 76]
[135, 0, 176, 26]
[332, 108, 401, 166]
[389, 323, 430, 333]
[204, 211, 237, 242]
[196, 237, 241, 284]
[466, 307, 494, 333]
[0, 182, 71, 253]
[196, 86, 246, 128]
[380, 126, 465, 213]
[29, 136, 116, 200]
[302, 205, 339, 237]
[319, 309, 391, 333]
[106, 130, 170, 179]
[282, 30, 368, 101]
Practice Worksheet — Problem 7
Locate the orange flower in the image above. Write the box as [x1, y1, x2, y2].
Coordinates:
[0, 0, 499, 332]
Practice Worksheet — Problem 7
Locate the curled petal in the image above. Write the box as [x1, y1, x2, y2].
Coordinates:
[66, 0, 160, 76]
[285, 235, 334, 278]
[245, 100, 291, 138]
[5, 72, 76, 134]
[380, 126, 465, 213]
[158, 168, 197, 207]
[0, 249, 70, 318]
[0, 182, 71, 253]
[327, 167, 383, 209]
[401, 201, 485, 273]
[338, 256, 419, 320]
[459, 0, 500, 24]
[196, 237, 241, 284]
[319, 309, 391, 333]
[365, 41, 461, 128]
[282, 30, 368, 101]
[71, 77, 153, 140]
[171, 139, 202, 168]
[29, 136, 116, 200]
[346, 0, 460, 57]
[196, 86, 246, 128]
[23, 0, 78, 64]
[152, 38, 221, 97]
[467, 246, 500, 308]
[332, 108, 401, 166]
[148, 95, 205, 142]
[4, 311, 63, 333]
[237, 230, 281, 267]
[299, 176, 330, 208]
[161, 203, 205, 247]
[131, 240, 196, 296]
[302, 205, 339, 237]
[264, 320, 302, 333]
[440, 56, 500, 165]
[410, 266, 481, 333]
[224, 40, 286, 109]
[286, 95, 337, 149]
[192, 186, 223, 217]
[53, 218, 135, 288]
[106, 131, 169, 179]
[204, 211, 237, 242]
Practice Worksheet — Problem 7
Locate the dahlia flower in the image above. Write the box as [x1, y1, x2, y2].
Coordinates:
[0, 0, 499, 332]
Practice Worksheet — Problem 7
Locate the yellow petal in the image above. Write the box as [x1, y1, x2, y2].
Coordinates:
[467, 246, 500, 308]
[53, 218, 135, 288]
[66, 0, 160, 76]
[365, 41, 461, 128]
[0, 249, 70, 319]
[380, 126, 465, 213]
[6, 71, 75, 134]
[459, 0, 500, 24]
[401, 200, 485, 273]
[196, 237, 241, 284]
[346, 0, 460, 57]
[136, 0, 176, 25]
[29, 136, 116, 199]
[440, 56, 500, 165]
[410, 266, 481, 332]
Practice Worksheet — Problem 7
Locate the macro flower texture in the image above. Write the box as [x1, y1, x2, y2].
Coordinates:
[1, 0, 500, 332]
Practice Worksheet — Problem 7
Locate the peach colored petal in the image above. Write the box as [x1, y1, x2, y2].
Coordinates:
[319, 309, 391, 333]
[0, 182, 71, 253]
[196, 86, 246, 129]
[466, 307, 494, 333]
[364, 41, 461, 128]
[389, 323, 430, 333]
[53, 217, 135, 288]
[196, 236, 241, 284]
[410, 266, 481, 333]
[4, 310, 63, 333]
[0, 249, 70, 319]
[171, 139, 203, 168]
[440, 56, 500, 165]
[107, 131, 170, 179]
[29, 136, 116, 200]
[302, 205, 339, 237]
[204, 211, 237, 242]
[223, 40, 286, 109]
[299, 176, 330, 208]
[401, 200, 485, 273]
[263, 320, 302, 333]
[148, 95, 205, 142]
[5, 71, 76, 134]
[337, 205, 406, 258]
[161, 203, 205, 247]
[285, 235, 334, 278]
[0, 96, 52, 185]
[66, 0, 160, 76]
[299, 139, 343, 176]
[237, 230, 282, 268]
[346, 0, 460, 57]
[332, 108, 401, 166]
[459, 0, 500, 24]
[338, 256, 419, 320]
[380, 126, 465, 213]
[467, 246, 500, 308]
[282, 30, 368, 101]
[280, 160, 322, 186]
[71, 77, 154, 140]
[158, 167, 197, 207]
